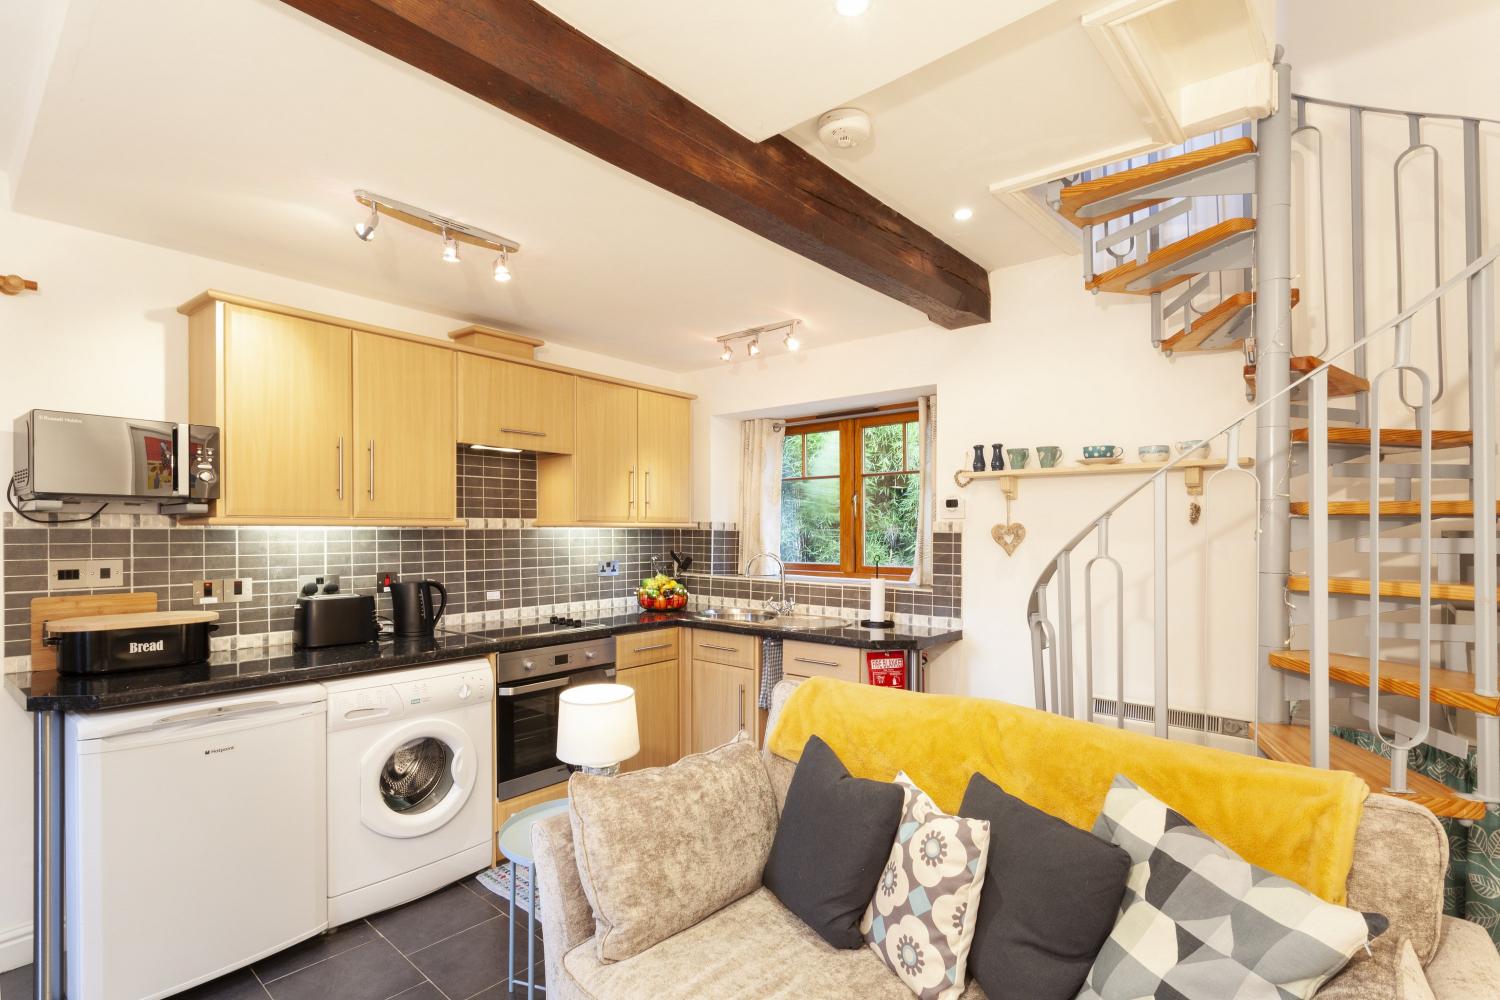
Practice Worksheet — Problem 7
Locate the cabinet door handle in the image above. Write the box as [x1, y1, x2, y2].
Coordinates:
[645, 470, 652, 510]
[336, 436, 345, 499]
[500, 427, 546, 437]
[793, 656, 840, 668]
[628, 466, 636, 510]
[367, 440, 376, 502]
[633, 642, 673, 653]
[737, 683, 746, 729]
[698, 643, 738, 653]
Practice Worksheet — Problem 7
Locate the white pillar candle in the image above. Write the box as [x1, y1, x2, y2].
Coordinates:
[868, 578, 887, 623]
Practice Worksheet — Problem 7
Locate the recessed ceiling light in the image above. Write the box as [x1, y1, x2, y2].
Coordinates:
[953, 206, 974, 222]
[836, 0, 869, 15]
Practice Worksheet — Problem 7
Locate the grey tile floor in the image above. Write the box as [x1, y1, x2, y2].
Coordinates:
[0, 876, 545, 1000]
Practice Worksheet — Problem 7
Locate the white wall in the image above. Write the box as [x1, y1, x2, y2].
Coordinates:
[681, 254, 1261, 715]
[0, 181, 681, 972]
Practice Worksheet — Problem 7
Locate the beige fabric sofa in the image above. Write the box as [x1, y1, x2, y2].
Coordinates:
[531, 681, 1500, 999]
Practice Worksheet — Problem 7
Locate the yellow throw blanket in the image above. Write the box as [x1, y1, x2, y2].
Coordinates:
[767, 678, 1368, 904]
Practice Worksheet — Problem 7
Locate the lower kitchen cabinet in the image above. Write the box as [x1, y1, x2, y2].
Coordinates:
[618, 658, 681, 772]
[690, 658, 755, 754]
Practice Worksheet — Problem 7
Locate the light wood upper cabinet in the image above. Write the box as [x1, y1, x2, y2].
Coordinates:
[637, 391, 692, 523]
[220, 305, 353, 519]
[572, 379, 640, 522]
[352, 332, 456, 521]
[455, 352, 575, 454]
[618, 658, 681, 772]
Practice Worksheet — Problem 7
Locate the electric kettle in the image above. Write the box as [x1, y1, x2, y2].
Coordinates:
[388, 580, 448, 636]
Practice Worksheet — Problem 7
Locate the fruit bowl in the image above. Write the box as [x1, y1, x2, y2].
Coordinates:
[637, 573, 689, 612]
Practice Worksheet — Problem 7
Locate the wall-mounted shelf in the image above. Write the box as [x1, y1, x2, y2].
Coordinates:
[954, 458, 1254, 500]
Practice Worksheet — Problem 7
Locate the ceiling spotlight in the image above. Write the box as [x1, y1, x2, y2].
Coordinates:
[784, 329, 801, 351]
[747, 338, 761, 357]
[953, 206, 974, 222]
[720, 344, 734, 362]
[493, 251, 513, 283]
[353, 204, 380, 241]
[836, 0, 870, 15]
[441, 231, 461, 264]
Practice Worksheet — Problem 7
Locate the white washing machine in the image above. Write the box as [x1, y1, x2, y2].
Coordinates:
[323, 657, 494, 924]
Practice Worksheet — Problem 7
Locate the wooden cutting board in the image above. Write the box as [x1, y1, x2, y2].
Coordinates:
[29, 593, 158, 669]
[45, 611, 219, 633]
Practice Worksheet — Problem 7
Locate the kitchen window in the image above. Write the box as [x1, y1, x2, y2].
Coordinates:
[780, 408, 920, 579]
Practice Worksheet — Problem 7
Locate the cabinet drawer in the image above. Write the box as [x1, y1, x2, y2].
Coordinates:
[689, 629, 758, 669]
[617, 628, 680, 669]
[782, 641, 861, 683]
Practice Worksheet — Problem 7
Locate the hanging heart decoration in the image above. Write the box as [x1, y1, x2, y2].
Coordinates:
[991, 522, 1026, 556]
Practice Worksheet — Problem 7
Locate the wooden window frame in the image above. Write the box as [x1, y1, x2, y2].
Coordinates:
[781, 408, 919, 579]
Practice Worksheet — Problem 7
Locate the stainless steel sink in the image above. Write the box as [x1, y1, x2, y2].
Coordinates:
[690, 609, 850, 631]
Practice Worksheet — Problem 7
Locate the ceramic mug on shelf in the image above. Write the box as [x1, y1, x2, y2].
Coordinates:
[1082, 445, 1122, 460]
[1006, 447, 1030, 469]
[1036, 446, 1063, 468]
[1139, 444, 1170, 464]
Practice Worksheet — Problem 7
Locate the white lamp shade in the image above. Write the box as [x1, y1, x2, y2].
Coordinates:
[556, 683, 640, 768]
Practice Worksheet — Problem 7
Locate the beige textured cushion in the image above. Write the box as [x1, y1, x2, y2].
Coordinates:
[562, 886, 989, 1000]
[1423, 915, 1500, 1000]
[1315, 934, 1435, 1000]
[569, 734, 778, 962]
[1344, 795, 1448, 963]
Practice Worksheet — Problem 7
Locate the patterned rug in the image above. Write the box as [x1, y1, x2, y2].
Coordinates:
[476, 863, 544, 919]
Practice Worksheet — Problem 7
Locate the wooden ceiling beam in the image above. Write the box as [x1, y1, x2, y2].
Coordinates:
[279, 0, 991, 329]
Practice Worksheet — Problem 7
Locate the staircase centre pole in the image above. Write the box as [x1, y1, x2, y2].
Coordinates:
[1256, 57, 1296, 726]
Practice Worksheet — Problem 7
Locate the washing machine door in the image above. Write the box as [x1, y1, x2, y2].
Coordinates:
[360, 717, 476, 839]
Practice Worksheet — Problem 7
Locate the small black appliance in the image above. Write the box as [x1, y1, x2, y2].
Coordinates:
[389, 580, 448, 636]
[294, 593, 378, 649]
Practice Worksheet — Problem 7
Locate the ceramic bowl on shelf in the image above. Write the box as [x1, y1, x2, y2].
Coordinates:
[1176, 439, 1210, 460]
[1139, 444, 1170, 463]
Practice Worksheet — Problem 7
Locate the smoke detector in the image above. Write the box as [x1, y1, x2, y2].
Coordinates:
[817, 108, 872, 150]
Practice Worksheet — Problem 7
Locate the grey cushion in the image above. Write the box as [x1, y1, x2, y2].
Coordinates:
[763, 735, 905, 949]
[1080, 775, 1380, 1000]
[958, 773, 1130, 1000]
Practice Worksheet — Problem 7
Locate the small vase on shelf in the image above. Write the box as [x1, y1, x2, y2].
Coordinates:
[990, 444, 1005, 471]
[972, 445, 987, 472]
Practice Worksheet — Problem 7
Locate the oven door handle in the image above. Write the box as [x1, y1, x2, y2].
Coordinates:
[498, 678, 571, 696]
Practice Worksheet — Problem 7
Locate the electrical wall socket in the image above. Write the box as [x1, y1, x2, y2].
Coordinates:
[221, 577, 254, 603]
[485, 590, 502, 601]
[598, 560, 620, 576]
[47, 559, 125, 591]
[193, 579, 220, 605]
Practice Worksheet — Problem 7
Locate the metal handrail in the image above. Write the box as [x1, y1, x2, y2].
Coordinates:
[1027, 244, 1500, 599]
[1293, 93, 1500, 128]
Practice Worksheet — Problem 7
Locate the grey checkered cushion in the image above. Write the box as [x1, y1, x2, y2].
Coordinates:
[1077, 776, 1377, 1000]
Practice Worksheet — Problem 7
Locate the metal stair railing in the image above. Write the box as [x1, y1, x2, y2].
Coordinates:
[1027, 245, 1499, 796]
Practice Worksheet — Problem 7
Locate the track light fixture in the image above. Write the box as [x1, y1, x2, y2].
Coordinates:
[353, 204, 379, 241]
[351, 190, 520, 279]
[714, 319, 802, 363]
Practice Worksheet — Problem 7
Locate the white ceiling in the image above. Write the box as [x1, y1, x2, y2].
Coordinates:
[8, 0, 935, 372]
[533, 0, 1058, 143]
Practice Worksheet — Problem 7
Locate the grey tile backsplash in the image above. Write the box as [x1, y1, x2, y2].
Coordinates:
[2, 448, 961, 661]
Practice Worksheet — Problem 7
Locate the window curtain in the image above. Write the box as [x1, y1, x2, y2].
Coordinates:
[1333, 725, 1500, 943]
[738, 418, 785, 573]
[909, 395, 937, 586]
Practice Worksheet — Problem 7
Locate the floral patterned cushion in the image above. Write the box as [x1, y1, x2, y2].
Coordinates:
[861, 772, 992, 1000]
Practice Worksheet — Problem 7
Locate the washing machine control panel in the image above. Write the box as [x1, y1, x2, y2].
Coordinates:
[324, 660, 494, 732]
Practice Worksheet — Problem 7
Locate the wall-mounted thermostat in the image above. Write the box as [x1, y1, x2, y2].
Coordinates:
[940, 495, 965, 520]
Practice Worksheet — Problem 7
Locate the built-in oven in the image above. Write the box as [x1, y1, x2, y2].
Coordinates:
[495, 635, 616, 799]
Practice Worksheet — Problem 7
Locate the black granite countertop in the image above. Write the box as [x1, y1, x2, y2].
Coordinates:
[6, 612, 960, 713]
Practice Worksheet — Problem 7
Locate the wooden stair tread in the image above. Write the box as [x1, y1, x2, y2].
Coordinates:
[1086, 218, 1256, 296]
[1290, 427, 1474, 448]
[1270, 649, 1500, 716]
[1244, 354, 1365, 397]
[1164, 289, 1301, 354]
[1058, 138, 1258, 227]
[1287, 574, 1498, 605]
[1256, 722, 1486, 820]
[1290, 500, 1497, 517]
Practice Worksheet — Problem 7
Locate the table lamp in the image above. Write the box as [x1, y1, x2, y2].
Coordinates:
[557, 683, 640, 777]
